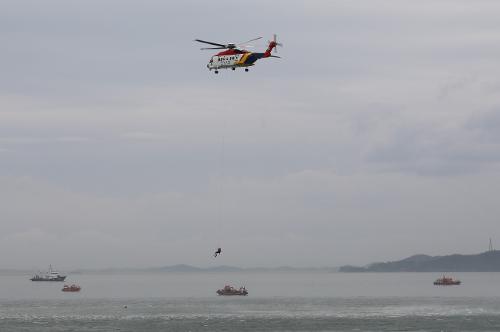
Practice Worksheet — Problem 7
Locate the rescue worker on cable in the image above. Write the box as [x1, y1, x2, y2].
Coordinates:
[214, 247, 222, 257]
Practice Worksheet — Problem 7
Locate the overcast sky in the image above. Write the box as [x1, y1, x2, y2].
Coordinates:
[1, 0, 500, 270]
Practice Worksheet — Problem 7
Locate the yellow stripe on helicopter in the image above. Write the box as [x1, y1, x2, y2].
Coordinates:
[236, 53, 252, 65]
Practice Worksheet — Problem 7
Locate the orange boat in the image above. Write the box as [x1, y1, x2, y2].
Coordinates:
[62, 284, 81, 292]
[433, 275, 461, 286]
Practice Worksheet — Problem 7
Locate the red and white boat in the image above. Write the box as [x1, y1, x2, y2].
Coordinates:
[62, 284, 81, 292]
[216, 285, 248, 296]
[433, 275, 461, 286]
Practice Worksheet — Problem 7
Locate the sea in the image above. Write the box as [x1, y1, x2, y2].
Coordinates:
[1, 271, 500, 331]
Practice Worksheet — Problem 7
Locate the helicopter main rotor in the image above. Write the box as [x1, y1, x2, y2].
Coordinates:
[195, 37, 262, 50]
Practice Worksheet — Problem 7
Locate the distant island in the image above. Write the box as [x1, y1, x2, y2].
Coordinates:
[5, 251, 500, 274]
[339, 250, 500, 272]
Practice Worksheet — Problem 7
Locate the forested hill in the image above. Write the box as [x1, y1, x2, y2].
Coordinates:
[339, 251, 500, 272]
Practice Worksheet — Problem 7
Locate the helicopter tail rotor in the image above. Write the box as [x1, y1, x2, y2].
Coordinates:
[270, 34, 283, 53]
[264, 34, 283, 57]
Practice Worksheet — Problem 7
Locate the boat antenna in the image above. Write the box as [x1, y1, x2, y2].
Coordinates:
[489, 238, 494, 252]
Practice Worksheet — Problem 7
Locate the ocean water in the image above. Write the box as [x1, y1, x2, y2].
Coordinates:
[1, 272, 500, 331]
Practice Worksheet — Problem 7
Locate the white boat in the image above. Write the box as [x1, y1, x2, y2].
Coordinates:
[30, 265, 66, 281]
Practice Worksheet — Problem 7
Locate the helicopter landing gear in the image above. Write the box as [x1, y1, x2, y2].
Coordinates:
[245, 68, 249, 72]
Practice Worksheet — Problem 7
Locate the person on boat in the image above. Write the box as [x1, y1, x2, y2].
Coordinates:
[214, 247, 222, 257]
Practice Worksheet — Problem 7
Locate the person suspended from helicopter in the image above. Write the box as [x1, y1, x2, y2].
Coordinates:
[214, 247, 222, 257]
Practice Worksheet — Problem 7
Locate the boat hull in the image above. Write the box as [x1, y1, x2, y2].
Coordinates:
[30, 276, 66, 282]
[434, 281, 461, 285]
[217, 291, 248, 296]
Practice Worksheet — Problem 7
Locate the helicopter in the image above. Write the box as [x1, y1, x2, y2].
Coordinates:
[195, 34, 282, 74]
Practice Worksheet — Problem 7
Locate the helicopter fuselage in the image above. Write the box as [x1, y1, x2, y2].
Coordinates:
[198, 37, 280, 74]
[207, 49, 266, 71]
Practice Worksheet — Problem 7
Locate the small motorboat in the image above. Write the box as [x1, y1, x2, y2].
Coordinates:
[62, 284, 81, 292]
[216, 285, 248, 296]
[433, 275, 461, 286]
